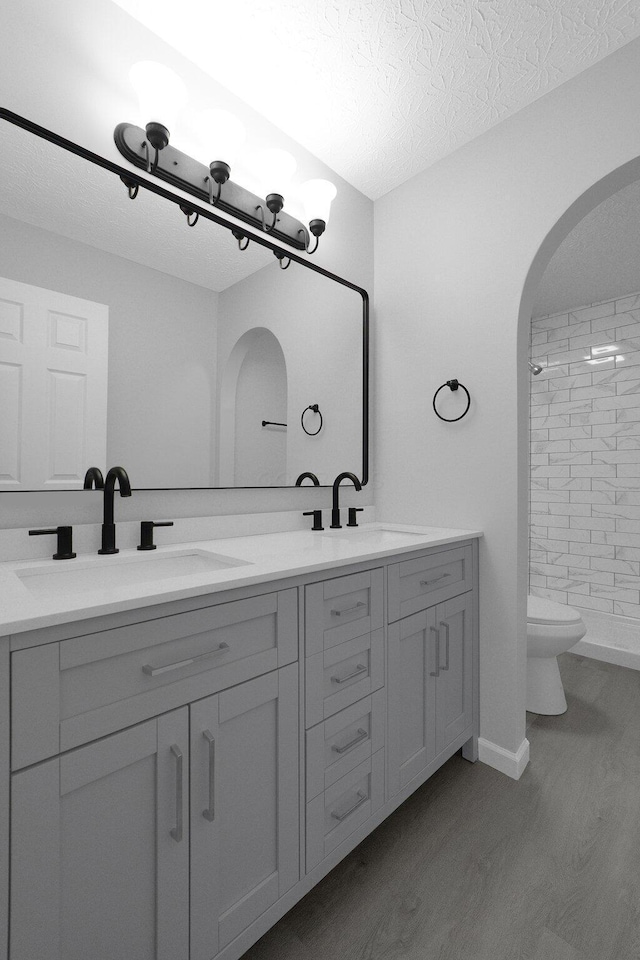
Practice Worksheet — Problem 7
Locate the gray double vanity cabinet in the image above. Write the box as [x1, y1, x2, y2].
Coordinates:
[0, 526, 480, 960]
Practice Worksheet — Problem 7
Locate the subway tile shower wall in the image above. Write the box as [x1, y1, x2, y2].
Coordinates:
[529, 292, 640, 618]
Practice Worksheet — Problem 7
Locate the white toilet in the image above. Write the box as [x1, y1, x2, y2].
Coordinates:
[526, 595, 586, 715]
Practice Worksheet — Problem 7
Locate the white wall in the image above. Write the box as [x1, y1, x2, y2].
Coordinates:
[374, 39, 640, 765]
[0, 0, 373, 529]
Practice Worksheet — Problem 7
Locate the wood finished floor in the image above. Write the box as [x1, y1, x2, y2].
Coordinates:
[242, 653, 640, 960]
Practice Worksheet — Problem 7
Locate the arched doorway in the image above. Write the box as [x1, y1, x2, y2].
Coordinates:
[517, 155, 640, 723]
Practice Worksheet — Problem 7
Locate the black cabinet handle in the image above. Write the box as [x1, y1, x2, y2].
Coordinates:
[137, 521, 174, 551]
[29, 526, 76, 560]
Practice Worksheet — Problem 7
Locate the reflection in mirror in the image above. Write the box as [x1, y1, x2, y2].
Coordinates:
[224, 327, 288, 485]
[0, 118, 366, 490]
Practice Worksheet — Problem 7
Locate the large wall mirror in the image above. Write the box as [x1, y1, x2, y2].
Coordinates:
[0, 112, 368, 491]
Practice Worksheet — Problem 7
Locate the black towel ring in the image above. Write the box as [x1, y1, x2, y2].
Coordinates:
[432, 379, 471, 422]
[301, 404, 323, 436]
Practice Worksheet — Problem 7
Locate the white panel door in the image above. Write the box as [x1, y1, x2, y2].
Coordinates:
[0, 276, 108, 489]
[10, 709, 189, 960]
[190, 664, 299, 960]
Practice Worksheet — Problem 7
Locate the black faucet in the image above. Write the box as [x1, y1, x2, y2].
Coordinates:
[330, 472, 362, 529]
[99, 466, 132, 555]
[295, 472, 320, 486]
[83, 466, 104, 490]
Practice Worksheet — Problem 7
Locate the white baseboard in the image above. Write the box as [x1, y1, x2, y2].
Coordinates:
[478, 736, 530, 780]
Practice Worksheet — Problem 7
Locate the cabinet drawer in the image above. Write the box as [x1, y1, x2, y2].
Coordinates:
[306, 689, 385, 800]
[387, 545, 473, 622]
[306, 749, 385, 870]
[305, 629, 384, 728]
[12, 589, 298, 769]
[305, 568, 383, 656]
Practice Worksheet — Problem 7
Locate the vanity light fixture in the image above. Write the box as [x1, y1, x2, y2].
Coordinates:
[128, 61, 187, 170]
[252, 148, 297, 233]
[115, 65, 333, 254]
[198, 108, 246, 205]
[115, 120, 310, 251]
[273, 249, 292, 270]
[180, 205, 199, 227]
[299, 179, 338, 254]
[232, 229, 250, 251]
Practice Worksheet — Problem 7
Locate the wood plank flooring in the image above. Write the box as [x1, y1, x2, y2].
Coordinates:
[242, 653, 640, 960]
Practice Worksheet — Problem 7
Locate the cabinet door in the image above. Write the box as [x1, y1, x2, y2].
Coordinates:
[435, 593, 473, 754]
[10, 709, 189, 960]
[387, 607, 437, 798]
[190, 663, 299, 960]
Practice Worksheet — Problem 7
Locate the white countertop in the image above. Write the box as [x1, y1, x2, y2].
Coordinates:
[0, 522, 482, 637]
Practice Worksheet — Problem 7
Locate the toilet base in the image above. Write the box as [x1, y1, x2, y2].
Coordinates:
[527, 655, 567, 715]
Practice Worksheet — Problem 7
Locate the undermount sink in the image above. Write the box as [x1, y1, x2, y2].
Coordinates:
[322, 527, 428, 546]
[15, 550, 250, 598]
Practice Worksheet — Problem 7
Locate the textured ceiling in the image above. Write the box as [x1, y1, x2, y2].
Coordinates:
[0, 122, 272, 292]
[533, 179, 640, 317]
[111, 0, 640, 199]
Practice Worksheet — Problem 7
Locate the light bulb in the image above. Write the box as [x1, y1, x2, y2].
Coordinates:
[300, 179, 337, 227]
[253, 148, 297, 199]
[129, 61, 187, 139]
[198, 109, 246, 166]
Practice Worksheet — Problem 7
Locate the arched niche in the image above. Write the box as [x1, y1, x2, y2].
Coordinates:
[218, 327, 288, 486]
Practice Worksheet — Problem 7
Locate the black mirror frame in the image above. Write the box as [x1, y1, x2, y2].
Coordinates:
[0, 108, 369, 490]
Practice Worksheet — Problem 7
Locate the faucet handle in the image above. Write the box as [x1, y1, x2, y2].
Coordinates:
[347, 508, 364, 528]
[137, 520, 174, 551]
[303, 510, 324, 532]
[29, 526, 76, 560]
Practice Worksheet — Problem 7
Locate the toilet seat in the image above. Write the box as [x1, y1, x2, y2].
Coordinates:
[527, 595, 583, 626]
